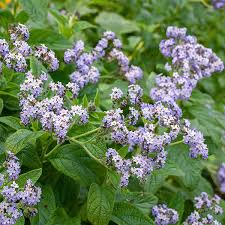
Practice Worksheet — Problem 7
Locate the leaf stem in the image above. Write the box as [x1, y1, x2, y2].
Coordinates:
[170, 139, 183, 146]
[189, 0, 212, 8]
[70, 127, 101, 140]
[44, 144, 62, 159]
[70, 139, 107, 168]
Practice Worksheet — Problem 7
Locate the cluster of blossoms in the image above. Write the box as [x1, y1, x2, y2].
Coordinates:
[211, 0, 225, 8]
[64, 31, 143, 98]
[151, 26, 224, 103]
[217, 163, 225, 193]
[104, 84, 207, 186]
[151, 192, 223, 225]
[183, 192, 223, 225]
[103, 26, 225, 186]
[0, 23, 59, 73]
[182, 119, 208, 159]
[19, 71, 88, 142]
[0, 152, 41, 225]
[152, 204, 179, 225]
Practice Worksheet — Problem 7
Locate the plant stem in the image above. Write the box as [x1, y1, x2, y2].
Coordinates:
[44, 144, 62, 159]
[170, 139, 183, 146]
[70, 139, 107, 168]
[70, 127, 101, 140]
[189, 0, 212, 8]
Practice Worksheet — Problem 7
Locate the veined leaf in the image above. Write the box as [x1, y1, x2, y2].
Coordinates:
[47, 208, 80, 225]
[5, 129, 45, 154]
[48, 144, 106, 186]
[112, 202, 154, 225]
[95, 12, 140, 35]
[19, 0, 49, 24]
[87, 183, 115, 225]
[0, 116, 24, 130]
[31, 185, 56, 225]
[17, 168, 42, 187]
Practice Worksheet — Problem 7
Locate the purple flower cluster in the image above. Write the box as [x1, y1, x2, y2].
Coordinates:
[151, 27, 223, 158]
[110, 87, 124, 101]
[106, 148, 131, 186]
[64, 31, 142, 99]
[9, 24, 29, 41]
[0, 24, 59, 73]
[104, 86, 182, 186]
[0, 152, 41, 225]
[184, 192, 223, 225]
[182, 119, 208, 159]
[152, 204, 179, 225]
[4, 152, 21, 181]
[151, 26, 224, 103]
[34, 44, 59, 71]
[19, 71, 89, 142]
[217, 163, 225, 193]
[103, 27, 219, 186]
[211, 0, 225, 8]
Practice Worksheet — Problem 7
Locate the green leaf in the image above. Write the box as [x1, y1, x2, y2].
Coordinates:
[29, 29, 72, 50]
[0, 98, 3, 115]
[17, 168, 42, 187]
[67, 123, 97, 139]
[0, 11, 14, 29]
[74, 21, 96, 32]
[192, 176, 213, 197]
[95, 12, 140, 35]
[0, 116, 24, 130]
[168, 192, 185, 224]
[82, 139, 107, 160]
[53, 175, 80, 211]
[106, 169, 120, 189]
[82, 95, 89, 108]
[188, 105, 224, 145]
[167, 144, 203, 189]
[0, 91, 19, 111]
[15, 216, 25, 225]
[87, 183, 115, 225]
[49, 9, 67, 26]
[5, 129, 44, 154]
[15, 11, 29, 23]
[117, 191, 158, 215]
[19, 0, 49, 24]
[31, 185, 56, 225]
[48, 144, 106, 186]
[30, 56, 47, 75]
[20, 143, 42, 169]
[94, 89, 100, 107]
[112, 202, 154, 225]
[144, 162, 184, 194]
[47, 208, 80, 225]
[118, 146, 128, 158]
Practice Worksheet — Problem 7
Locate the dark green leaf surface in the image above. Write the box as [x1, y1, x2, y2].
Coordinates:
[48, 144, 106, 186]
[87, 183, 115, 225]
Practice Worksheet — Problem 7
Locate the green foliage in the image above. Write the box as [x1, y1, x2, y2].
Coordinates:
[112, 202, 154, 225]
[87, 183, 115, 225]
[0, 0, 225, 224]
[19, 0, 49, 25]
[17, 168, 42, 187]
[48, 144, 106, 186]
[5, 129, 44, 154]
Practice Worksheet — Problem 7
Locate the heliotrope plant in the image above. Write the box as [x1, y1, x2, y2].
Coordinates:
[0, 152, 41, 224]
[0, 20, 225, 225]
[211, 0, 225, 8]
[0, 23, 59, 73]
